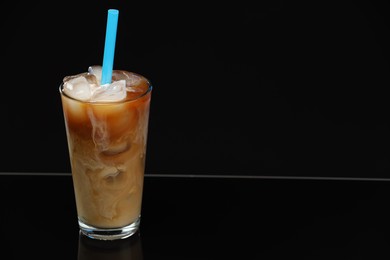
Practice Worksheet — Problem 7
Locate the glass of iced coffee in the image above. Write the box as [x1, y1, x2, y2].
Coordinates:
[60, 65, 152, 240]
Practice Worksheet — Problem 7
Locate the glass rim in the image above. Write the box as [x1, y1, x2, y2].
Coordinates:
[59, 80, 152, 105]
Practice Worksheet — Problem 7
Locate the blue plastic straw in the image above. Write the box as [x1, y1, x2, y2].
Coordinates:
[101, 9, 119, 85]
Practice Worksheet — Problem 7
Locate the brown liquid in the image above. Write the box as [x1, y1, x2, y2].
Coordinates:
[61, 71, 151, 228]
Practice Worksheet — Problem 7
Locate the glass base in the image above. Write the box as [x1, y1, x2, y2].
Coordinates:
[78, 216, 141, 240]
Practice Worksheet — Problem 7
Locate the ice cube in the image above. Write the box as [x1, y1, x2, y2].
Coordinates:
[63, 74, 93, 101]
[88, 65, 102, 83]
[91, 80, 127, 102]
[99, 167, 121, 179]
[101, 141, 130, 156]
[112, 70, 143, 92]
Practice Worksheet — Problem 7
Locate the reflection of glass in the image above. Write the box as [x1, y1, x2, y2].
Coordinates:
[78, 231, 143, 260]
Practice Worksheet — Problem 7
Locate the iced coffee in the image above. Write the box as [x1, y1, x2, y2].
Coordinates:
[60, 65, 152, 240]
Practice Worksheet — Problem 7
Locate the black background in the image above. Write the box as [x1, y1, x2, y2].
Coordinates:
[1, 1, 390, 178]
